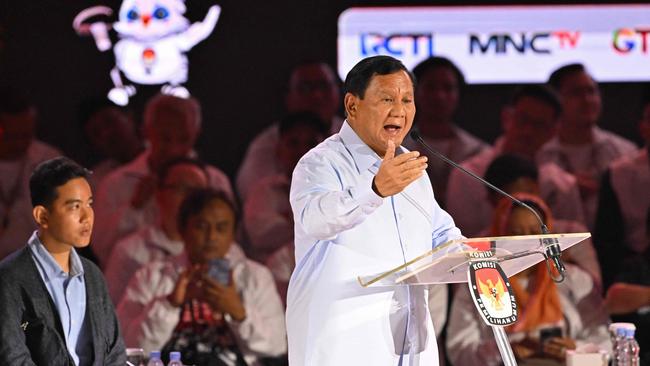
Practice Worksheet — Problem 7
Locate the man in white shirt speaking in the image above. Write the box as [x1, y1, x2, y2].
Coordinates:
[287, 55, 463, 365]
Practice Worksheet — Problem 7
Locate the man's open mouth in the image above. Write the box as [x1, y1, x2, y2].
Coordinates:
[383, 124, 402, 134]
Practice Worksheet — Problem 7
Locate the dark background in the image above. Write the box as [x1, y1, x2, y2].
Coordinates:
[0, 0, 647, 179]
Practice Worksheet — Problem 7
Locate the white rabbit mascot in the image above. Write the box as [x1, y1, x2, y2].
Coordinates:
[73, 0, 220, 106]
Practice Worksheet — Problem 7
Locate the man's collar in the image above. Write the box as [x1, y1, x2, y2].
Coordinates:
[339, 120, 386, 173]
[28, 231, 84, 278]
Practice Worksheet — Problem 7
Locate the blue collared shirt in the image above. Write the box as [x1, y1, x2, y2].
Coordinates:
[28, 232, 93, 366]
[286, 121, 463, 365]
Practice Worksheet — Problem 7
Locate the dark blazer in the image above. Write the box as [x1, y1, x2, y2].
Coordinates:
[0, 247, 126, 365]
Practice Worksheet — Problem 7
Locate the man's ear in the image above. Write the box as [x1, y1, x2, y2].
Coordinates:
[344, 93, 358, 120]
[32, 205, 49, 229]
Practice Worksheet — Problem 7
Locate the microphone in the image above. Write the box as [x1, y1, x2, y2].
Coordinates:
[409, 130, 566, 282]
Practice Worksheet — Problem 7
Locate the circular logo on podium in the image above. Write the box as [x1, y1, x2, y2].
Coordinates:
[467, 259, 518, 327]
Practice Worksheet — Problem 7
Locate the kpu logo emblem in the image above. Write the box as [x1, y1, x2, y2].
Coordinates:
[467, 259, 518, 327]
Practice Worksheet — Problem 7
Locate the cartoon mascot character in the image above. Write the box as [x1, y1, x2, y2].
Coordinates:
[73, 1, 220, 106]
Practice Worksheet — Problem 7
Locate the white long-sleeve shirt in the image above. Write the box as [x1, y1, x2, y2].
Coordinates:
[104, 225, 184, 304]
[287, 121, 463, 366]
[116, 244, 287, 365]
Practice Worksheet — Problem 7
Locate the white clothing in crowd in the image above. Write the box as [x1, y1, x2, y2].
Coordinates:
[116, 243, 287, 365]
[603, 148, 649, 254]
[405, 125, 489, 207]
[537, 126, 637, 230]
[236, 117, 343, 200]
[104, 225, 184, 304]
[92, 151, 232, 267]
[244, 174, 292, 263]
[446, 139, 585, 237]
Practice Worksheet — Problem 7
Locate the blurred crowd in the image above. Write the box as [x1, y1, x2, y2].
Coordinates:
[0, 57, 648, 366]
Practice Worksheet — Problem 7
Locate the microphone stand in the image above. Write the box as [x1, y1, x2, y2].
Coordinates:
[410, 130, 566, 282]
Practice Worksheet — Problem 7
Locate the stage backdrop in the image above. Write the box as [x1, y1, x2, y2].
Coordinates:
[0, 0, 647, 179]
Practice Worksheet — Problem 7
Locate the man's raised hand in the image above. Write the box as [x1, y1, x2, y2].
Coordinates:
[372, 140, 428, 197]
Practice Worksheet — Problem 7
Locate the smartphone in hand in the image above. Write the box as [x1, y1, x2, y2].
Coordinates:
[206, 258, 230, 285]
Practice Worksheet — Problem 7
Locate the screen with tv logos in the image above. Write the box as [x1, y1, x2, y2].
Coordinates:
[338, 4, 650, 83]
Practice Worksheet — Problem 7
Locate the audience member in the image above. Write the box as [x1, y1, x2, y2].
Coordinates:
[92, 94, 232, 267]
[595, 97, 650, 288]
[539, 63, 637, 230]
[483, 154, 601, 286]
[446, 193, 610, 366]
[104, 158, 209, 304]
[406, 56, 489, 207]
[446, 85, 584, 237]
[78, 97, 143, 189]
[595, 98, 650, 364]
[0, 157, 125, 365]
[603, 214, 650, 364]
[0, 86, 62, 260]
[236, 61, 341, 200]
[117, 188, 286, 365]
[244, 112, 327, 263]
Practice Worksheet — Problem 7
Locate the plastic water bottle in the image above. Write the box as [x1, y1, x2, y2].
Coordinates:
[615, 328, 631, 366]
[626, 328, 640, 366]
[167, 351, 183, 366]
[146, 351, 164, 366]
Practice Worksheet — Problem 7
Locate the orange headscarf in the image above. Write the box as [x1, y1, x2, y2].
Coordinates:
[490, 193, 563, 334]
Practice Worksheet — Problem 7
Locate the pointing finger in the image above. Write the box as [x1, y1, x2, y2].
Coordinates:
[384, 140, 396, 160]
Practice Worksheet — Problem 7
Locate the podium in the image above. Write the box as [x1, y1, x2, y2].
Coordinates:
[357, 232, 592, 366]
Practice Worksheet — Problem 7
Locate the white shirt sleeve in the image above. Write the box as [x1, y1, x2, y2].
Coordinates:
[290, 152, 384, 241]
[116, 263, 180, 354]
[228, 260, 288, 358]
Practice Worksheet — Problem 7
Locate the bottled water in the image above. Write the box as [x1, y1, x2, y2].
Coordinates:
[167, 351, 183, 366]
[146, 350, 164, 366]
[626, 328, 640, 366]
[615, 328, 631, 366]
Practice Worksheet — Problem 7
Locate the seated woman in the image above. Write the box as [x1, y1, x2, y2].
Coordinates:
[117, 189, 287, 365]
[446, 193, 611, 366]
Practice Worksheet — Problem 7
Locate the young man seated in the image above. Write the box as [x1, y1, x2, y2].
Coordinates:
[117, 188, 287, 366]
[0, 157, 126, 365]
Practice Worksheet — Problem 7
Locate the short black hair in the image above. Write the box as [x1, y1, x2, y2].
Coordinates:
[177, 188, 240, 232]
[278, 111, 329, 137]
[412, 56, 465, 87]
[29, 157, 91, 208]
[0, 85, 33, 115]
[547, 63, 587, 91]
[156, 157, 208, 187]
[484, 154, 539, 192]
[510, 84, 563, 119]
[344, 56, 415, 99]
